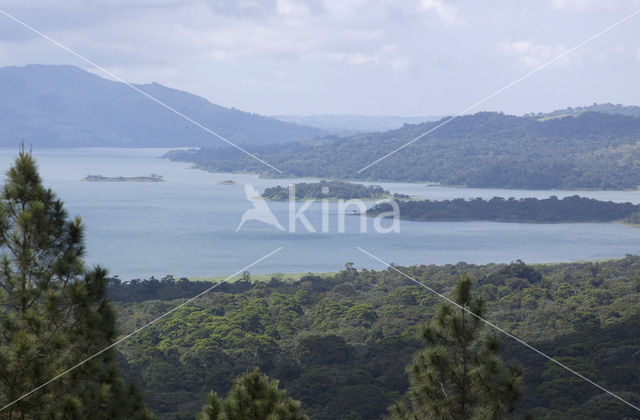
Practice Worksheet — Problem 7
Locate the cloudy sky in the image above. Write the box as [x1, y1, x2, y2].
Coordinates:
[0, 0, 639, 116]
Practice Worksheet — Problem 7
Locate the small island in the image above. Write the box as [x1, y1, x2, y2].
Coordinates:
[217, 180, 238, 185]
[262, 180, 408, 201]
[367, 195, 640, 224]
[82, 174, 164, 182]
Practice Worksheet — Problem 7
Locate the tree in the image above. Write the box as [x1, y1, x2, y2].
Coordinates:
[391, 275, 522, 420]
[0, 150, 154, 419]
[198, 368, 307, 420]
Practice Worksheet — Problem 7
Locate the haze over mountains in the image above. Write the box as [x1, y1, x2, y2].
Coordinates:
[0, 64, 325, 148]
[2, 63, 640, 159]
[272, 114, 442, 135]
[533, 103, 640, 119]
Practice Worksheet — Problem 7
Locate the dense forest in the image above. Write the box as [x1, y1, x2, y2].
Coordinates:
[262, 180, 397, 201]
[367, 195, 640, 223]
[166, 111, 640, 189]
[109, 257, 640, 419]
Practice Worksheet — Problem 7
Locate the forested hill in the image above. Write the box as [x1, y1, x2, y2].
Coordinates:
[0, 64, 325, 147]
[534, 103, 640, 119]
[166, 111, 640, 189]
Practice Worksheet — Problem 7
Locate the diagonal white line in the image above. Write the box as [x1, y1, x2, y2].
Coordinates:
[356, 8, 640, 174]
[0, 246, 283, 412]
[0, 9, 283, 174]
[356, 246, 640, 413]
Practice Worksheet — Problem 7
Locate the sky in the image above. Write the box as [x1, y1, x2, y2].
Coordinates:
[0, 0, 639, 116]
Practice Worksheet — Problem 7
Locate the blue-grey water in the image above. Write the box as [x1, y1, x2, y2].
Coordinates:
[0, 148, 638, 279]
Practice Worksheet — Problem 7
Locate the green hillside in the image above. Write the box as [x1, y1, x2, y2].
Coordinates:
[167, 111, 640, 189]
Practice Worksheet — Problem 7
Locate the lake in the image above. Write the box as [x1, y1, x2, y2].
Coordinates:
[0, 148, 638, 279]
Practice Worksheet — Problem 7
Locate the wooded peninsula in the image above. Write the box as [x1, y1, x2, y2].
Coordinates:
[366, 195, 640, 224]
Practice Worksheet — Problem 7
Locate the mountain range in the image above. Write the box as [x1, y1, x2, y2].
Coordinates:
[271, 114, 442, 135]
[0, 64, 325, 148]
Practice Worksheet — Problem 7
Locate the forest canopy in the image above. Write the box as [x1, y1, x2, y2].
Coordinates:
[109, 256, 640, 419]
[261, 180, 394, 201]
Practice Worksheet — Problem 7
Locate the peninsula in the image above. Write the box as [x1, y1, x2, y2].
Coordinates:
[366, 195, 640, 224]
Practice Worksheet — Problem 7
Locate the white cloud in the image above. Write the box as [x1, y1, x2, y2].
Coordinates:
[549, 0, 640, 11]
[75, 1, 410, 71]
[321, 0, 368, 19]
[276, 0, 311, 17]
[499, 40, 582, 68]
[306, 44, 409, 70]
[418, 0, 465, 25]
[2, 0, 638, 115]
[0, 0, 465, 77]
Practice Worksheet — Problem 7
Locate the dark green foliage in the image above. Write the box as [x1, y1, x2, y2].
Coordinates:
[106, 276, 256, 302]
[114, 256, 640, 419]
[512, 314, 640, 419]
[167, 111, 640, 189]
[367, 195, 640, 223]
[197, 368, 307, 420]
[390, 276, 522, 419]
[0, 151, 154, 419]
[296, 335, 354, 366]
[483, 261, 542, 286]
[262, 180, 390, 201]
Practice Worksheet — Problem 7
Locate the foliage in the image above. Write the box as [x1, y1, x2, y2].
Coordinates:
[167, 111, 640, 189]
[113, 257, 640, 419]
[0, 151, 154, 419]
[368, 195, 640, 223]
[197, 368, 307, 420]
[107, 275, 254, 303]
[262, 180, 391, 201]
[390, 276, 522, 420]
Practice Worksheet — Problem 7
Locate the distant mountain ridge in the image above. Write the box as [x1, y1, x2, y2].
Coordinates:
[272, 114, 442, 135]
[531, 103, 640, 119]
[0, 64, 325, 148]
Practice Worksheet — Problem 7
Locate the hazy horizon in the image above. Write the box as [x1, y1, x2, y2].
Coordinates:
[3, 62, 638, 121]
[1, 1, 639, 116]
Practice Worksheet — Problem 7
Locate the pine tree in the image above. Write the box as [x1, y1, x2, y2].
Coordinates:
[198, 368, 307, 420]
[0, 150, 154, 419]
[391, 275, 522, 420]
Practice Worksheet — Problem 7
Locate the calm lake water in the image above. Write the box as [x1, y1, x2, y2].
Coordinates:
[0, 148, 638, 279]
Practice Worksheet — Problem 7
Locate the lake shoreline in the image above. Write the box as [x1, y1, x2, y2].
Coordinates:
[2, 148, 638, 280]
[167, 158, 640, 192]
